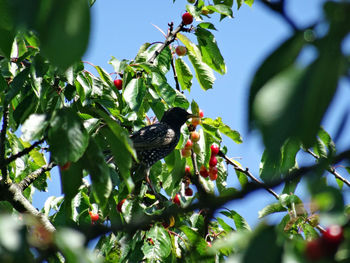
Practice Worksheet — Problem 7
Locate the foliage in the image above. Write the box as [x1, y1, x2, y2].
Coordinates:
[0, 0, 349, 262]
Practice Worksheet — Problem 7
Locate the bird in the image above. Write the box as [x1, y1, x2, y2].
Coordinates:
[130, 107, 195, 193]
[131, 107, 195, 167]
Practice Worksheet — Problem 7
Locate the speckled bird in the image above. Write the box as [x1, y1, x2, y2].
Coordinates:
[130, 107, 195, 167]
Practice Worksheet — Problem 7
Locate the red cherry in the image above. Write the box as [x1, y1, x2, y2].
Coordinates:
[199, 109, 204, 118]
[175, 46, 187, 56]
[182, 12, 193, 25]
[190, 131, 200, 143]
[305, 240, 324, 261]
[89, 211, 99, 222]
[114, 79, 123, 90]
[322, 225, 344, 245]
[209, 167, 218, 181]
[184, 139, 193, 150]
[209, 156, 217, 167]
[60, 162, 71, 171]
[191, 117, 201, 127]
[173, 194, 181, 205]
[185, 187, 193, 196]
[181, 148, 191, 158]
[199, 165, 209, 178]
[210, 144, 220, 156]
[185, 165, 191, 175]
[117, 199, 126, 213]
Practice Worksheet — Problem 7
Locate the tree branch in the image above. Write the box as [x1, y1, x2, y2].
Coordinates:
[305, 149, 350, 187]
[4, 138, 45, 166]
[77, 148, 350, 241]
[18, 162, 56, 191]
[219, 152, 280, 200]
[4, 184, 55, 232]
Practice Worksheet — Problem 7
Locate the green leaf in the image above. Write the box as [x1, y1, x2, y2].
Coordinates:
[95, 109, 135, 192]
[197, 22, 217, 31]
[38, 0, 90, 69]
[109, 57, 128, 73]
[156, 82, 177, 105]
[175, 58, 193, 91]
[21, 114, 48, 141]
[318, 127, 336, 156]
[196, 28, 226, 74]
[243, 225, 283, 263]
[5, 67, 30, 103]
[94, 65, 113, 88]
[0, 28, 15, 58]
[221, 210, 251, 231]
[177, 33, 215, 91]
[60, 161, 83, 200]
[81, 139, 112, 209]
[249, 32, 305, 128]
[260, 138, 300, 183]
[141, 225, 172, 261]
[207, 4, 233, 18]
[258, 203, 287, 218]
[202, 117, 242, 143]
[123, 78, 146, 112]
[48, 108, 89, 165]
[180, 225, 208, 255]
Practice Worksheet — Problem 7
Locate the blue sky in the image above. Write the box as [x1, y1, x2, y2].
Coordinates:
[33, 0, 350, 227]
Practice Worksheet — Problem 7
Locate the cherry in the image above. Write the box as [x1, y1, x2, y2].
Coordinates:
[173, 194, 181, 205]
[199, 109, 204, 118]
[185, 165, 191, 175]
[181, 148, 191, 158]
[182, 12, 193, 25]
[191, 117, 201, 127]
[114, 79, 123, 90]
[185, 187, 193, 196]
[117, 198, 126, 213]
[209, 167, 218, 181]
[175, 46, 187, 56]
[210, 143, 220, 156]
[209, 155, 217, 167]
[322, 225, 344, 245]
[60, 162, 71, 171]
[89, 211, 99, 222]
[190, 131, 200, 143]
[305, 240, 324, 261]
[184, 139, 193, 150]
[199, 165, 209, 178]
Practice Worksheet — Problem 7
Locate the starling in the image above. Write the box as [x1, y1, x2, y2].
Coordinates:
[131, 107, 195, 167]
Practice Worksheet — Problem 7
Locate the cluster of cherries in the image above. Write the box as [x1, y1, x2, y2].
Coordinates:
[199, 143, 220, 181]
[305, 224, 345, 261]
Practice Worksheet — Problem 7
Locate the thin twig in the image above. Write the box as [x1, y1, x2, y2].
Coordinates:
[170, 58, 181, 92]
[305, 149, 350, 187]
[148, 22, 185, 64]
[219, 152, 280, 200]
[0, 105, 10, 184]
[18, 162, 56, 191]
[4, 138, 45, 166]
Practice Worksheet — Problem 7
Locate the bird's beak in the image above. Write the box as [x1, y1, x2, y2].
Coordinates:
[187, 113, 199, 119]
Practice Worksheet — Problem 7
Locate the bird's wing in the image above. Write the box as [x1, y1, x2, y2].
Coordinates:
[130, 123, 176, 150]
